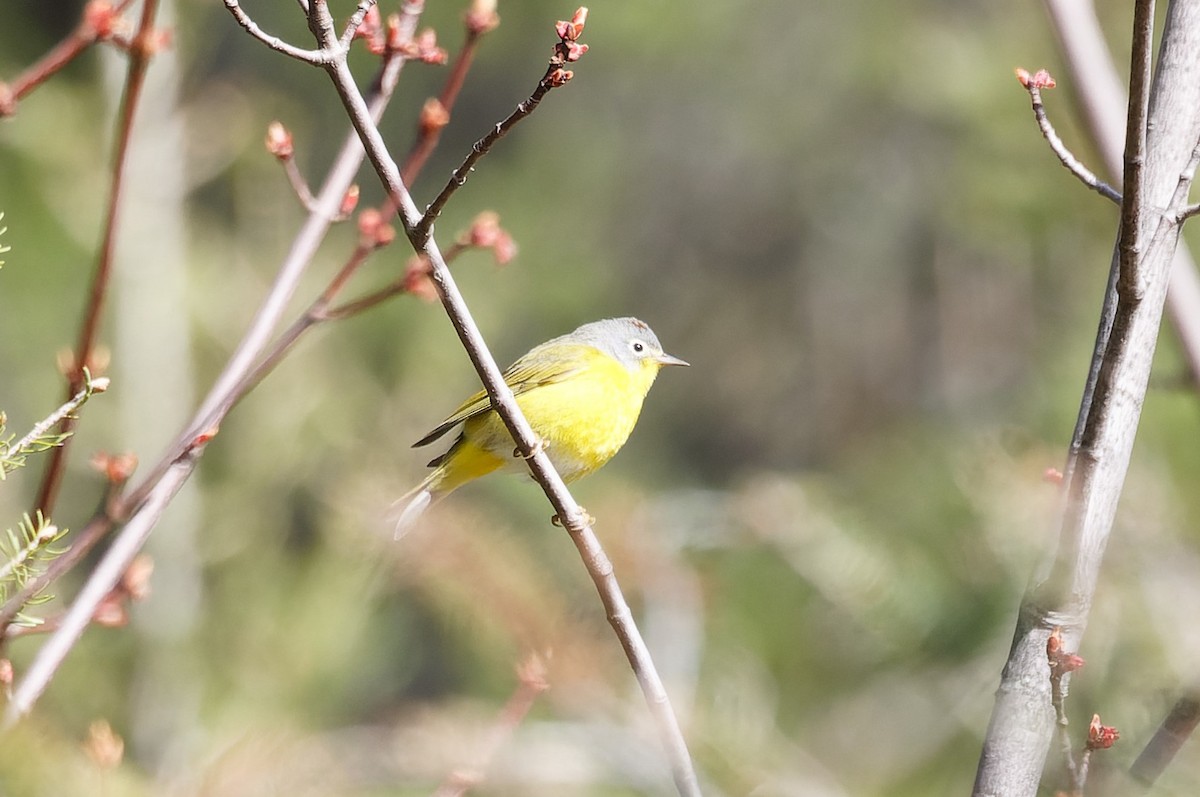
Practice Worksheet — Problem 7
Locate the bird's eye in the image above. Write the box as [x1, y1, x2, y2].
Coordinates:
[631, 340, 645, 354]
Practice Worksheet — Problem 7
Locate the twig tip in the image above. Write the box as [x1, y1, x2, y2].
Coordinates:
[1016, 67, 1056, 90]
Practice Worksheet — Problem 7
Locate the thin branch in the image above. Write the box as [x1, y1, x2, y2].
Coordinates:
[1017, 70, 1122, 204]
[0, 0, 424, 647]
[306, 4, 699, 794]
[31, 0, 161, 524]
[6, 373, 108, 464]
[338, 0, 378, 52]
[222, 0, 337, 64]
[415, 70, 560, 245]
[1130, 692, 1200, 786]
[0, 0, 138, 116]
[120, 1, 421, 513]
[1147, 138, 1200, 257]
[3, 444, 206, 727]
[282, 157, 319, 210]
[1050, 673, 1078, 785]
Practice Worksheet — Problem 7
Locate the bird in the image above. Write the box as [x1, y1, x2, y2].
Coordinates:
[393, 317, 688, 536]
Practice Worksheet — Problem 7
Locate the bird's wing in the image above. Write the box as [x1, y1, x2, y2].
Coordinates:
[412, 343, 594, 448]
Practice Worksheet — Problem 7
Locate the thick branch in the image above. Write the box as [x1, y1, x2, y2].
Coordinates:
[1043, 0, 1200, 386]
[973, 3, 1200, 795]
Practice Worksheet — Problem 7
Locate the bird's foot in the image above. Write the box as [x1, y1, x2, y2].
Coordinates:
[551, 507, 594, 527]
[514, 437, 548, 460]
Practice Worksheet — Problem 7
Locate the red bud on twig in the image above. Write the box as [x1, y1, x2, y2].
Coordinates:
[339, 185, 360, 217]
[419, 97, 450, 136]
[120, 555, 154, 603]
[89, 452, 138, 484]
[465, 0, 500, 35]
[265, 121, 294, 160]
[400, 28, 447, 64]
[1087, 714, 1119, 750]
[556, 7, 588, 42]
[1015, 67, 1056, 90]
[84, 720, 124, 770]
[403, 256, 438, 302]
[358, 208, 396, 249]
[83, 1, 123, 40]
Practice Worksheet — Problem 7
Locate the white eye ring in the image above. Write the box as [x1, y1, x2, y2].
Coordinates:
[631, 340, 645, 353]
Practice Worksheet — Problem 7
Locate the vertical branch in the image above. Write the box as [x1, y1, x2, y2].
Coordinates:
[1114, 0, 1154, 302]
[973, 2, 1200, 795]
[1042, 0, 1200, 387]
[32, 0, 162, 520]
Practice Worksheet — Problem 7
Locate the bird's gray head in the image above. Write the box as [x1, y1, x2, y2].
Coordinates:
[566, 317, 689, 373]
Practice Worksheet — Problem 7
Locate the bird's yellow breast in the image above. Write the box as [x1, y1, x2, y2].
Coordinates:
[463, 351, 660, 482]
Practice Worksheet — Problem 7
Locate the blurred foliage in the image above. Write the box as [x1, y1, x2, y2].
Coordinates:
[2, 0, 1200, 795]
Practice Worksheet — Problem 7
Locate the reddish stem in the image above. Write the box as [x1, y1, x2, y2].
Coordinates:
[31, 0, 162, 521]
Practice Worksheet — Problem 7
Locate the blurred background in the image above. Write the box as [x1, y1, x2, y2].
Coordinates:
[2, 0, 1200, 794]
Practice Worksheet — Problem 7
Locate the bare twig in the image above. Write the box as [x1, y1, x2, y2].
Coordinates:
[122, 2, 421, 512]
[221, 0, 335, 64]
[305, 4, 701, 793]
[31, 0, 162, 526]
[5, 372, 108, 465]
[337, 0, 378, 51]
[415, 71, 560, 245]
[0, 0, 138, 116]
[1050, 673, 1077, 785]
[1017, 69, 1121, 204]
[1130, 692, 1200, 785]
[415, 8, 586, 244]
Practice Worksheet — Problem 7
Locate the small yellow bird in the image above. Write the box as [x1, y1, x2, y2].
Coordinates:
[394, 317, 688, 535]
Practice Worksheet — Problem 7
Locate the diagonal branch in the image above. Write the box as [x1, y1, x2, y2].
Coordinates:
[0, 0, 424, 673]
[304, 4, 701, 794]
[415, 66, 562, 245]
[1129, 691, 1200, 786]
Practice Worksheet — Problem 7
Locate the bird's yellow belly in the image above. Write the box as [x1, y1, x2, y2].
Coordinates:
[464, 363, 646, 483]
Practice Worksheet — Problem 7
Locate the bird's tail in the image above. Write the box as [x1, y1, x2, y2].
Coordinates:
[391, 470, 445, 540]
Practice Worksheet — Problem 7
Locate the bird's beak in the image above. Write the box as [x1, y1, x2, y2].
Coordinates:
[656, 352, 689, 367]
